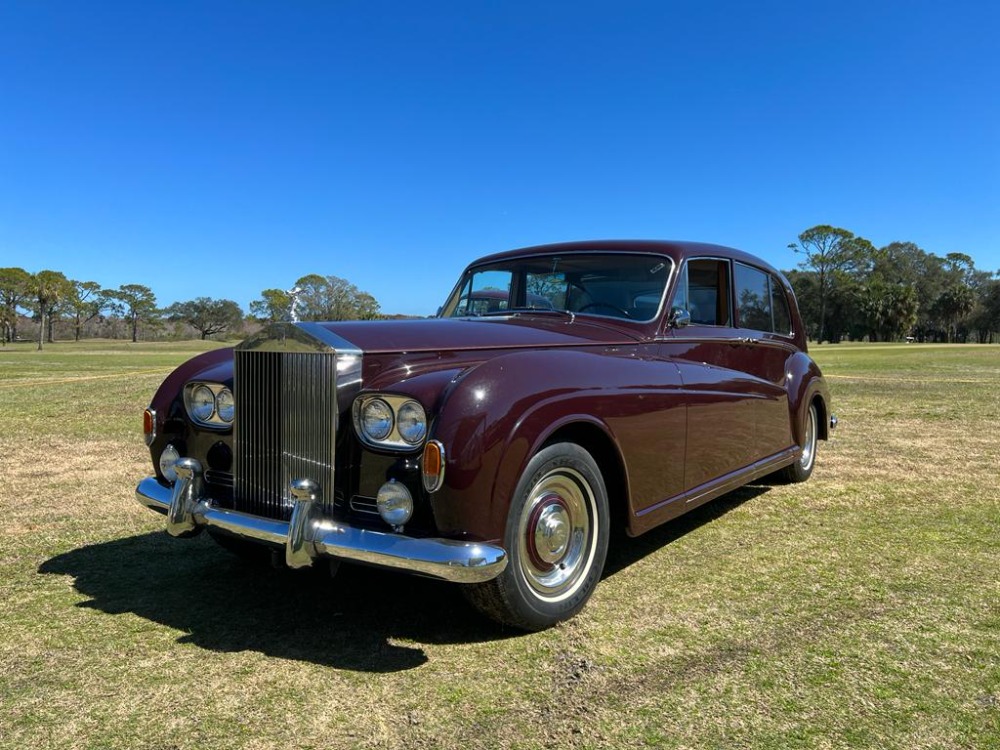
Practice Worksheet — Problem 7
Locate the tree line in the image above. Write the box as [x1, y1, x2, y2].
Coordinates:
[0, 270, 382, 348]
[3, 229, 998, 347]
[786, 225, 1000, 344]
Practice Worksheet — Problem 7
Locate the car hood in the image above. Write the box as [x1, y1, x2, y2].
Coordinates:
[313, 316, 642, 354]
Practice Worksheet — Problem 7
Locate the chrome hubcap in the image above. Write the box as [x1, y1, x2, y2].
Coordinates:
[530, 497, 571, 566]
[517, 468, 597, 603]
[799, 405, 817, 471]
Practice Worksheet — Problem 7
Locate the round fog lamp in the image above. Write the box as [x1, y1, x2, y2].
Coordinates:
[376, 480, 413, 528]
[159, 443, 181, 483]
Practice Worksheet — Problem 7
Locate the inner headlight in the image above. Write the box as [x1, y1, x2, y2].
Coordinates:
[190, 385, 216, 422]
[361, 398, 394, 441]
[396, 400, 427, 445]
[216, 389, 235, 423]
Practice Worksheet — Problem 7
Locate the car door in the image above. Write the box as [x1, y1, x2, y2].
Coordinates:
[731, 262, 796, 459]
[659, 258, 757, 491]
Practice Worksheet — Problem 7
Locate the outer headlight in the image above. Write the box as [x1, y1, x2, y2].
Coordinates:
[216, 389, 235, 423]
[396, 400, 427, 445]
[190, 385, 216, 422]
[361, 398, 394, 441]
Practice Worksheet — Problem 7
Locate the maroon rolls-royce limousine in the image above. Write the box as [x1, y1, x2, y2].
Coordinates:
[136, 241, 836, 630]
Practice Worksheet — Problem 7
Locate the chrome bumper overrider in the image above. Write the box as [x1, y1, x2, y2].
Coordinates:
[135, 458, 507, 584]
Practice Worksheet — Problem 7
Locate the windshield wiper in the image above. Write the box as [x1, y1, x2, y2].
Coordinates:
[501, 307, 577, 322]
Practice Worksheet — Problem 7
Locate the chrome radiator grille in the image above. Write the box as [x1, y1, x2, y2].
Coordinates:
[233, 350, 338, 520]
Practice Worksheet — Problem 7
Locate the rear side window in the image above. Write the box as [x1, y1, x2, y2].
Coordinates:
[734, 263, 771, 331]
[734, 263, 794, 335]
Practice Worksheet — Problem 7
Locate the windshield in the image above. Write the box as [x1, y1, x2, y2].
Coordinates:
[440, 253, 673, 322]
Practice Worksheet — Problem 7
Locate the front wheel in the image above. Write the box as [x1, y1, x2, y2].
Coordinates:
[464, 442, 610, 631]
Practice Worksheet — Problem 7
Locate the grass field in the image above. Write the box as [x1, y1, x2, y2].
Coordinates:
[1, 339, 998, 749]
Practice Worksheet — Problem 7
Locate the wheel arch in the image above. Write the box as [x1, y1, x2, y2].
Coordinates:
[811, 392, 830, 441]
[540, 421, 631, 538]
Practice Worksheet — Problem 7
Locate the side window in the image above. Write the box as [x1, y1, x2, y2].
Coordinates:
[770, 275, 792, 335]
[734, 263, 771, 332]
[684, 259, 732, 326]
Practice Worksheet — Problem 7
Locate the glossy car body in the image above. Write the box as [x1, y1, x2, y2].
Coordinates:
[136, 240, 834, 630]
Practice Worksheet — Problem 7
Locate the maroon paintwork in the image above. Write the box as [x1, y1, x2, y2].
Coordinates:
[146, 240, 831, 551]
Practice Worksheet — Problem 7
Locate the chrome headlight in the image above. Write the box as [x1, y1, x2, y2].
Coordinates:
[184, 382, 234, 429]
[190, 385, 216, 422]
[396, 400, 427, 445]
[353, 394, 429, 450]
[377, 479, 414, 528]
[159, 443, 180, 483]
[361, 398, 394, 441]
[216, 388, 235, 423]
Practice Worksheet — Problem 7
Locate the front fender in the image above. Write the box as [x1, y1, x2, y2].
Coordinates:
[429, 347, 685, 541]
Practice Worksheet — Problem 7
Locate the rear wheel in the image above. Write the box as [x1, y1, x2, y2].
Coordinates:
[779, 401, 818, 483]
[464, 442, 610, 631]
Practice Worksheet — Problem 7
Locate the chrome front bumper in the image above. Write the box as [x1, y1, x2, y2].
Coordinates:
[135, 458, 507, 584]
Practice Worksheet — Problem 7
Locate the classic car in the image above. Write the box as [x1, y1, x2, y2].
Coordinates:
[136, 240, 836, 630]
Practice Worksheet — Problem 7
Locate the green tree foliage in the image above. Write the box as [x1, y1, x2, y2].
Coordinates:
[248, 288, 292, 323]
[30, 270, 73, 350]
[0, 267, 32, 344]
[166, 297, 245, 340]
[787, 231, 997, 343]
[66, 281, 109, 342]
[281, 274, 381, 321]
[932, 284, 975, 343]
[105, 284, 158, 343]
[969, 279, 1000, 343]
[788, 225, 874, 344]
[861, 280, 918, 342]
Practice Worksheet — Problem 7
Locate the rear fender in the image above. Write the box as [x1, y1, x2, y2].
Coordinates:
[787, 352, 831, 444]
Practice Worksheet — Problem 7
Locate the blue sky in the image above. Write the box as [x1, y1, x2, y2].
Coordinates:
[1, 1, 997, 316]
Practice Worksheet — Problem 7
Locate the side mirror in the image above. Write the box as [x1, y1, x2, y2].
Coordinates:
[669, 307, 691, 329]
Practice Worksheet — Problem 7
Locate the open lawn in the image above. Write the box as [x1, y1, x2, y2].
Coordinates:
[1, 340, 998, 749]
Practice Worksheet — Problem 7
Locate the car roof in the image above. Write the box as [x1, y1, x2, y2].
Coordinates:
[470, 240, 784, 278]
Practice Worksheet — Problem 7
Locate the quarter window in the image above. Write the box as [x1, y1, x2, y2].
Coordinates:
[770, 275, 792, 335]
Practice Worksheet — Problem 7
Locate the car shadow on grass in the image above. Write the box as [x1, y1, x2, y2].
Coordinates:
[38, 530, 505, 672]
[39, 483, 770, 672]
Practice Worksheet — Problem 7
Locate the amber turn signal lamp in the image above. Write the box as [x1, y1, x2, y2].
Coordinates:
[421, 440, 445, 493]
[143, 408, 156, 446]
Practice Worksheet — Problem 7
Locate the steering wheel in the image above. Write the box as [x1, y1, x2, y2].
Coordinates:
[577, 302, 631, 318]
